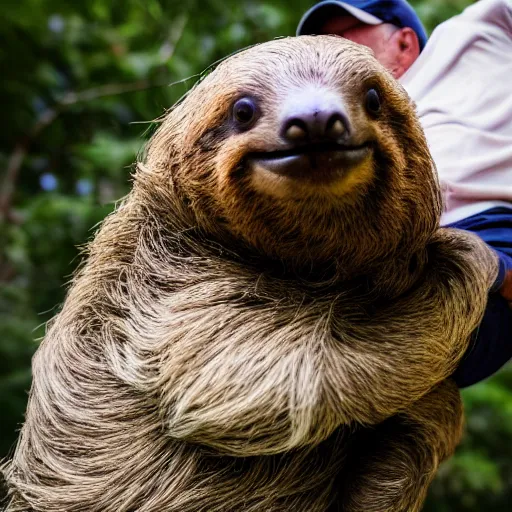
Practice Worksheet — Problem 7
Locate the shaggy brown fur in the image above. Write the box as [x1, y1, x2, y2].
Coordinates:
[3, 37, 498, 511]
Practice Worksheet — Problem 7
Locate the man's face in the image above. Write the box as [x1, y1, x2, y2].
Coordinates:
[320, 15, 407, 78]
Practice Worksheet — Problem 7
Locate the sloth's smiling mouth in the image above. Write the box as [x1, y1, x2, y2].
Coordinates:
[247, 142, 372, 183]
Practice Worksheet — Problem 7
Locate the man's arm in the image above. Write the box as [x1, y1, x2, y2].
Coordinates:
[448, 207, 512, 387]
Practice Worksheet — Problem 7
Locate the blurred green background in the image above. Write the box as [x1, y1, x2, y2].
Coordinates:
[1, 0, 510, 509]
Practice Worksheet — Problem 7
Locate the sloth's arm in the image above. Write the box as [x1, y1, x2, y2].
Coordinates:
[323, 228, 498, 426]
[126, 228, 496, 456]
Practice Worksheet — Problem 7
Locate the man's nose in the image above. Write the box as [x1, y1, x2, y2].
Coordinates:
[280, 91, 351, 144]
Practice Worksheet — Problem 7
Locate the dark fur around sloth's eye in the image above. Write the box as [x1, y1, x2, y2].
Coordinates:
[232, 97, 259, 129]
[365, 88, 382, 115]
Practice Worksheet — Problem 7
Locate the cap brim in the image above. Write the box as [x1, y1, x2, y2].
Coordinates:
[297, 1, 383, 36]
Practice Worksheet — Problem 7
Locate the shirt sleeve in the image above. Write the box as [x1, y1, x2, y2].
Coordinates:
[448, 207, 512, 387]
[452, 248, 512, 388]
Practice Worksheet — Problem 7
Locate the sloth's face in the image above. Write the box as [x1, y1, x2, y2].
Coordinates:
[234, 83, 380, 200]
[183, 36, 421, 203]
[148, 36, 440, 269]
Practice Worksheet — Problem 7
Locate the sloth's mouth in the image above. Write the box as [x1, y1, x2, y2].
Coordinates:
[247, 142, 372, 182]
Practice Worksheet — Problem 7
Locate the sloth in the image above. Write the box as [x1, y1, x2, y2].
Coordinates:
[2, 36, 497, 512]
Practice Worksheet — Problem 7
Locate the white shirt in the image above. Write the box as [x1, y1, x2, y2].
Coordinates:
[400, 0, 512, 225]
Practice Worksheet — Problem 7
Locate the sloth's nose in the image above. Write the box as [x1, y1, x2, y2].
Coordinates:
[281, 100, 350, 144]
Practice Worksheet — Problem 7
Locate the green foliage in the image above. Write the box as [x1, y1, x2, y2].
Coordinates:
[2, 0, 510, 509]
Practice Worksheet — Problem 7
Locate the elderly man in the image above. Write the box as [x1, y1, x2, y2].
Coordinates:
[298, 0, 512, 387]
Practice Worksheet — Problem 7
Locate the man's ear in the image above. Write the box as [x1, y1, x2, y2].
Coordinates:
[395, 27, 420, 73]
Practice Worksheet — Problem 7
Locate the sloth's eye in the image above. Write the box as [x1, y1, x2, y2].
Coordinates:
[365, 88, 381, 115]
[232, 97, 258, 128]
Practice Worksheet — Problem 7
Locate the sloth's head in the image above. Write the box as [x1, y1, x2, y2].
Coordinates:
[143, 36, 441, 275]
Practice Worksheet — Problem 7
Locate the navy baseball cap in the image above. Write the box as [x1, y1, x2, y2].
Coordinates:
[297, 0, 428, 51]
